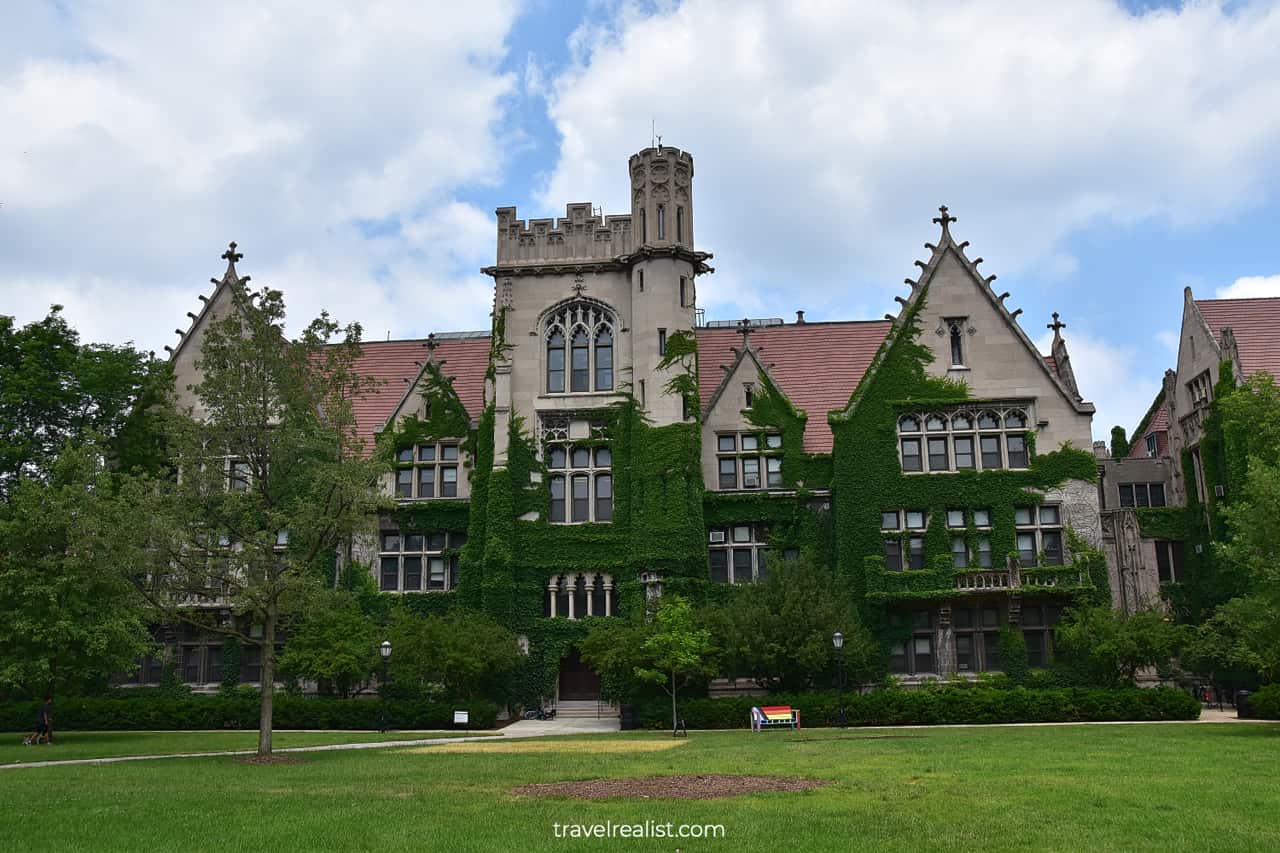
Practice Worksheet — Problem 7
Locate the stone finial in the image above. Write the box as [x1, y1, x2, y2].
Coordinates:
[1047, 312, 1067, 339]
[425, 332, 439, 358]
[220, 241, 243, 281]
[736, 318, 753, 346]
[932, 205, 956, 237]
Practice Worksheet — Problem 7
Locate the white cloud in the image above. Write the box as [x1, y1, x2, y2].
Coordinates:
[1156, 330, 1180, 352]
[1215, 274, 1280, 299]
[0, 1, 520, 351]
[1036, 330, 1161, 439]
[540, 0, 1280, 317]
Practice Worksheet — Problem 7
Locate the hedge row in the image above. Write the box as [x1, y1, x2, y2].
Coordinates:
[636, 687, 1200, 729]
[1249, 684, 1280, 719]
[0, 695, 499, 732]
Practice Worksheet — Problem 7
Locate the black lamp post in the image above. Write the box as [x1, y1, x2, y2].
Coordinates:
[378, 640, 392, 732]
[833, 631, 848, 728]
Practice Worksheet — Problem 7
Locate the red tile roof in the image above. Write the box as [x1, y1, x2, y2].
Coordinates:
[1195, 297, 1280, 379]
[1126, 404, 1170, 460]
[695, 321, 893, 453]
[347, 337, 490, 449]
[343, 322, 910, 455]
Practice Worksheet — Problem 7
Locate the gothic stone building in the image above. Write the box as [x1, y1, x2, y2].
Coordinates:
[1099, 288, 1280, 617]
[160, 146, 1107, 699]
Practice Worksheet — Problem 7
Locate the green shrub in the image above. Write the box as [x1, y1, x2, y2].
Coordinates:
[0, 694, 498, 732]
[1249, 684, 1280, 719]
[634, 687, 1200, 729]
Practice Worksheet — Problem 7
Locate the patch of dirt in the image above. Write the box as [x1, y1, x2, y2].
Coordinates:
[235, 754, 306, 765]
[512, 774, 829, 800]
[407, 739, 685, 755]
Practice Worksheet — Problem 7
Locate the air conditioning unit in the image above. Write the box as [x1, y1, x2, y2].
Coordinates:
[1214, 484, 1225, 498]
[1195, 544, 1204, 554]
[743, 475, 760, 488]
[708, 530, 726, 544]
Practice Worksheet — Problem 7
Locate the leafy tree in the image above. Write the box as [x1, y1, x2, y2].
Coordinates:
[578, 617, 655, 705]
[277, 593, 380, 698]
[386, 608, 520, 702]
[0, 442, 154, 698]
[0, 307, 170, 494]
[706, 556, 880, 691]
[135, 286, 388, 756]
[635, 596, 715, 732]
[1052, 605, 1186, 687]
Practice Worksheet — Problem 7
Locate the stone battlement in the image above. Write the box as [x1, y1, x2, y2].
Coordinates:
[495, 203, 635, 264]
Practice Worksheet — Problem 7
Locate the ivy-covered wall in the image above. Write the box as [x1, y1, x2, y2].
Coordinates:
[825, 289, 1101, 605]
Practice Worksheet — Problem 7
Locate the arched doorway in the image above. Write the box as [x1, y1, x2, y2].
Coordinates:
[558, 648, 601, 700]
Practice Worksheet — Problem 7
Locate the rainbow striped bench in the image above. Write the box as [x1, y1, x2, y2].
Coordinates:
[751, 705, 800, 732]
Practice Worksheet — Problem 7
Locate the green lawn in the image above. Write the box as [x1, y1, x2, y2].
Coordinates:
[1, 724, 1278, 851]
[0, 729, 492, 765]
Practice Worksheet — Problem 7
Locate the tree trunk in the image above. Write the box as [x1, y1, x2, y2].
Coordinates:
[670, 670, 677, 732]
[257, 610, 275, 756]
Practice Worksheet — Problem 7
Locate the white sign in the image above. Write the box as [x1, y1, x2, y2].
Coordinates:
[453, 710, 469, 725]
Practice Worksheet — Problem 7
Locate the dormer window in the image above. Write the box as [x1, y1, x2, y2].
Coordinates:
[545, 301, 617, 394]
[1145, 434, 1158, 458]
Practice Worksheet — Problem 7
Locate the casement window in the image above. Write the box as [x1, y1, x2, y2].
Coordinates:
[1020, 604, 1061, 667]
[1014, 505, 1064, 566]
[1187, 370, 1212, 406]
[881, 510, 926, 571]
[1119, 483, 1166, 508]
[545, 301, 617, 394]
[708, 525, 769, 584]
[1145, 434, 1158, 458]
[953, 606, 1002, 672]
[547, 444, 612, 523]
[1155, 540, 1184, 583]
[394, 442, 461, 499]
[897, 406, 1032, 473]
[227, 458, 251, 492]
[888, 610, 936, 675]
[716, 432, 783, 490]
[378, 529, 466, 592]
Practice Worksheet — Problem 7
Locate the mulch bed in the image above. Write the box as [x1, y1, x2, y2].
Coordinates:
[235, 755, 306, 765]
[512, 774, 829, 800]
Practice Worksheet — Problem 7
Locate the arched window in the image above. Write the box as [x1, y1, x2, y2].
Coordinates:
[950, 323, 964, 366]
[595, 327, 613, 390]
[544, 301, 617, 394]
[657, 205, 666, 240]
[547, 330, 565, 393]
[571, 329, 590, 392]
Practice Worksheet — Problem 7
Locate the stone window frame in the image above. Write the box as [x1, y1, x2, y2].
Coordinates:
[888, 608, 936, 676]
[944, 509, 995, 569]
[378, 529, 465, 593]
[394, 441, 461, 500]
[1119, 482, 1166, 508]
[544, 300, 617, 395]
[1014, 504, 1065, 566]
[715, 431, 783, 491]
[1020, 603, 1063, 667]
[881, 510, 928, 571]
[897, 405, 1032, 475]
[1154, 540, 1184, 584]
[953, 604, 1004, 673]
[708, 524, 770, 584]
[542, 417, 613, 525]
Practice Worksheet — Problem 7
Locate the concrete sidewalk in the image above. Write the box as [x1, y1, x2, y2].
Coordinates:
[1, 714, 621, 771]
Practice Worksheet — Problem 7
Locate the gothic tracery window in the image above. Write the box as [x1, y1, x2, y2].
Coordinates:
[545, 301, 617, 394]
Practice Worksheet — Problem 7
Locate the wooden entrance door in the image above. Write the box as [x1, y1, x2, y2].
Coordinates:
[559, 648, 601, 700]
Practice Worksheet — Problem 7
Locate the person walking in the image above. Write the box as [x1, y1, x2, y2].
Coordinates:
[24, 696, 53, 745]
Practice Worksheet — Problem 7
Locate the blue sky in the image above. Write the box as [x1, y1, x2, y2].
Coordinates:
[3, 1, 1279, 439]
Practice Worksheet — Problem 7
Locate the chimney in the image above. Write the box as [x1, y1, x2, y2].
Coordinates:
[795, 310, 806, 324]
